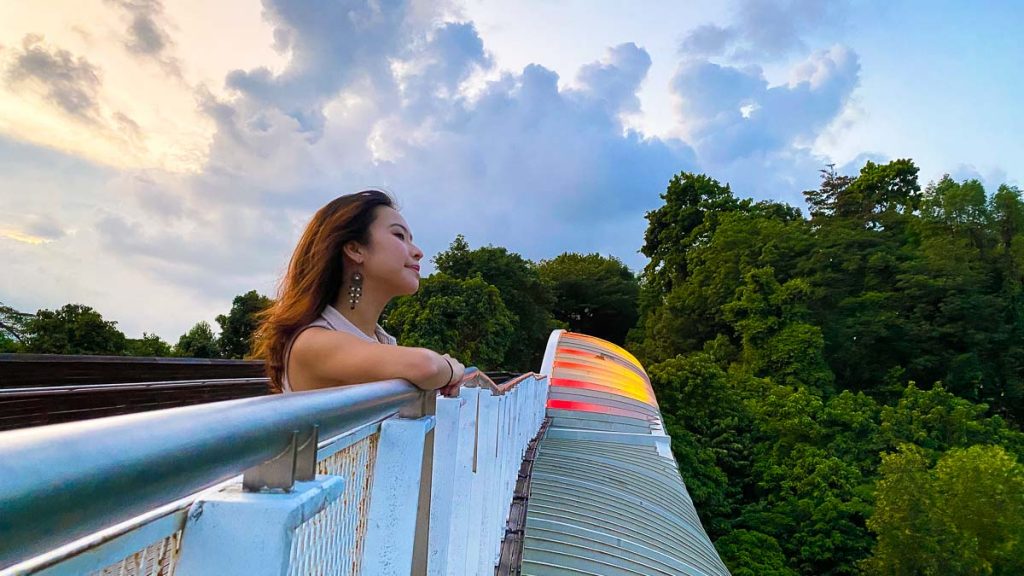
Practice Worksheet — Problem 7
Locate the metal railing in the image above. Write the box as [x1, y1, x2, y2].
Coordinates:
[0, 371, 550, 575]
[0, 380, 419, 569]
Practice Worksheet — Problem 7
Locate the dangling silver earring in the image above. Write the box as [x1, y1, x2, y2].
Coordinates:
[348, 271, 363, 309]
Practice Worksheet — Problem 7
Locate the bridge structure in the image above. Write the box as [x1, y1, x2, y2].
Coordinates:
[0, 330, 731, 576]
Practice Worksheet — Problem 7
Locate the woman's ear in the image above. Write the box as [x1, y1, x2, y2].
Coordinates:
[342, 240, 365, 264]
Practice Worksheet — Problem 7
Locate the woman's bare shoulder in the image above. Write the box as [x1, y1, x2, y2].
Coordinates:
[291, 325, 371, 359]
[288, 324, 436, 390]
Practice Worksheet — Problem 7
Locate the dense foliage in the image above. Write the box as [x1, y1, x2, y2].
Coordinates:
[537, 252, 639, 345]
[21, 304, 127, 355]
[632, 162, 1024, 574]
[386, 273, 515, 370]
[6, 160, 1023, 573]
[215, 290, 273, 359]
[432, 235, 559, 371]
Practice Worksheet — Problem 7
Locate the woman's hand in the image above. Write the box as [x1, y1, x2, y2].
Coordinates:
[438, 354, 465, 398]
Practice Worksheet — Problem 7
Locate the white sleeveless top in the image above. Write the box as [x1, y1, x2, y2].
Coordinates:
[281, 305, 397, 393]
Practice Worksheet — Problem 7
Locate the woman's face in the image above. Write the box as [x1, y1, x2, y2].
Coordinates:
[359, 206, 423, 296]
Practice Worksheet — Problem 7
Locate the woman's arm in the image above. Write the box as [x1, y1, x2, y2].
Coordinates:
[287, 327, 465, 392]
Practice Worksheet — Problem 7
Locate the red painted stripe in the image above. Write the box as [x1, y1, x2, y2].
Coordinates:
[550, 377, 620, 391]
[549, 377, 653, 403]
[546, 398, 651, 420]
[553, 359, 634, 377]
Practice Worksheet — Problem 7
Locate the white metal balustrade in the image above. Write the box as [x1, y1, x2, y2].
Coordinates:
[0, 370, 549, 576]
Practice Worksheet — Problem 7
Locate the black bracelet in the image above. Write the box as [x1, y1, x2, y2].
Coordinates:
[443, 357, 454, 386]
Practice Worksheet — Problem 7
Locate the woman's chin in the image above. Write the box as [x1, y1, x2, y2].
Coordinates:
[401, 278, 420, 295]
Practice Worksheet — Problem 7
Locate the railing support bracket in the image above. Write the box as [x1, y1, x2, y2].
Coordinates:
[242, 424, 321, 492]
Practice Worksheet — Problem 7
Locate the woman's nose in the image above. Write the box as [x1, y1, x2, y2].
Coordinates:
[412, 243, 424, 261]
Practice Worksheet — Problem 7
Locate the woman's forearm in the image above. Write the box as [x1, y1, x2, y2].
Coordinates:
[403, 348, 452, 390]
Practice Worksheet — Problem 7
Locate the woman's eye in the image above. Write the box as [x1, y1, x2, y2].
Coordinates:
[394, 232, 405, 241]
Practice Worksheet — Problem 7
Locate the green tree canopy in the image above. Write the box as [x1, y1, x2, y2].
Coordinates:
[0, 302, 31, 352]
[385, 273, 515, 370]
[125, 333, 173, 357]
[216, 290, 273, 359]
[633, 163, 1024, 575]
[22, 304, 127, 355]
[174, 321, 220, 358]
[433, 235, 555, 370]
[537, 252, 638, 345]
[865, 444, 1024, 575]
[715, 529, 797, 576]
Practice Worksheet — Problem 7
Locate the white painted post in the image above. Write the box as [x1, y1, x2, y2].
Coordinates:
[427, 397, 463, 576]
[176, 476, 346, 576]
[463, 388, 493, 574]
[362, 415, 435, 576]
[445, 388, 479, 576]
[474, 390, 499, 575]
[495, 394, 511, 561]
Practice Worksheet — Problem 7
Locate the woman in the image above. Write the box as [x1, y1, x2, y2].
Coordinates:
[254, 190, 466, 396]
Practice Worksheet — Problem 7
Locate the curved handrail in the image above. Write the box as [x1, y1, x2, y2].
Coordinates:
[462, 367, 546, 395]
[0, 379, 423, 569]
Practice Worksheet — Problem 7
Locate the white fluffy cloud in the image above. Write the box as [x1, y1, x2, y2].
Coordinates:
[671, 45, 860, 202]
[1, 0, 865, 339]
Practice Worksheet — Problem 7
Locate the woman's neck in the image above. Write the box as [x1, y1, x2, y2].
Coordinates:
[333, 287, 388, 339]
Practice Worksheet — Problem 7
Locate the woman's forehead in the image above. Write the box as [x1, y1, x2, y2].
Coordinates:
[377, 206, 410, 230]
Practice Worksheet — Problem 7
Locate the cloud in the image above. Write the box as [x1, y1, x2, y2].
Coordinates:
[674, 46, 859, 161]
[839, 152, 888, 176]
[670, 45, 860, 201]
[679, 24, 737, 57]
[4, 34, 102, 119]
[574, 42, 651, 115]
[223, 0, 445, 136]
[99, 15, 693, 295]
[106, 0, 180, 73]
[679, 0, 850, 61]
[947, 164, 1011, 193]
[0, 215, 67, 245]
[23, 215, 68, 241]
[1, 0, 875, 339]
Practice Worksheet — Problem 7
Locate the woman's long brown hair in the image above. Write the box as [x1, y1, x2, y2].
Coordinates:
[254, 190, 394, 392]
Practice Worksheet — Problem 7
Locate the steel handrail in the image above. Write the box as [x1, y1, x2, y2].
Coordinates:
[463, 368, 545, 395]
[0, 379, 423, 569]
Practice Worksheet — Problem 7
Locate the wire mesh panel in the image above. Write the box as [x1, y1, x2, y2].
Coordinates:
[287, 495, 348, 576]
[90, 531, 181, 576]
[284, 431, 380, 576]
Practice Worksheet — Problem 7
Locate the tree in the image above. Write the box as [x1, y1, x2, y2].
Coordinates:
[537, 252, 638, 344]
[724, 268, 834, 392]
[648, 352, 752, 535]
[0, 302, 32, 352]
[632, 199, 809, 364]
[803, 164, 854, 221]
[174, 321, 220, 358]
[877, 383, 1024, 458]
[865, 444, 1024, 575]
[22, 304, 127, 355]
[433, 236, 555, 371]
[716, 530, 797, 576]
[861, 445, 947, 575]
[385, 273, 515, 370]
[125, 333, 173, 357]
[216, 290, 274, 359]
[816, 159, 921, 222]
[0, 302, 31, 346]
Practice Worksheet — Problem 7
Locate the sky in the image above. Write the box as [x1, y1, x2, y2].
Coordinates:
[0, 0, 1021, 341]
